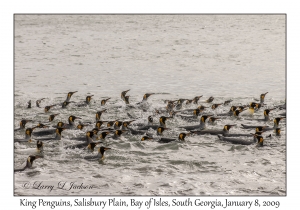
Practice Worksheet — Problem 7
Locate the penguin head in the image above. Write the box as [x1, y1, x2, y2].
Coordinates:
[274, 117, 284, 126]
[185, 99, 193, 105]
[255, 126, 267, 132]
[98, 147, 111, 158]
[56, 127, 66, 135]
[67, 91, 77, 98]
[115, 130, 123, 136]
[121, 89, 130, 96]
[211, 103, 222, 109]
[193, 95, 203, 103]
[107, 121, 115, 127]
[230, 106, 237, 112]
[68, 115, 81, 124]
[114, 120, 123, 127]
[36, 123, 49, 128]
[223, 124, 235, 131]
[122, 120, 135, 128]
[260, 92, 268, 100]
[96, 120, 107, 129]
[20, 119, 32, 128]
[143, 93, 154, 101]
[36, 140, 43, 152]
[264, 108, 274, 116]
[87, 142, 99, 152]
[233, 110, 242, 116]
[86, 131, 92, 137]
[44, 105, 54, 112]
[200, 115, 211, 122]
[148, 116, 153, 124]
[157, 127, 168, 135]
[159, 116, 170, 126]
[77, 122, 85, 130]
[178, 132, 189, 141]
[85, 95, 93, 103]
[206, 96, 214, 103]
[101, 98, 110, 106]
[99, 131, 110, 139]
[35, 98, 45, 107]
[26, 155, 42, 168]
[57, 122, 65, 128]
[25, 127, 37, 138]
[49, 114, 59, 122]
[197, 105, 207, 111]
[92, 128, 99, 135]
[141, 136, 153, 141]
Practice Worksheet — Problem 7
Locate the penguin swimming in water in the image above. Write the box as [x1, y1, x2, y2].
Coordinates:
[76, 95, 93, 107]
[178, 115, 211, 131]
[32, 122, 64, 136]
[64, 130, 103, 149]
[65, 91, 77, 102]
[111, 130, 128, 140]
[217, 106, 237, 116]
[138, 116, 171, 130]
[14, 155, 42, 172]
[14, 126, 38, 143]
[35, 127, 67, 141]
[190, 124, 235, 136]
[241, 117, 285, 131]
[180, 105, 207, 115]
[14, 119, 32, 131]
[245, 108, 275, 121]
[217, 134, 264, 146]
[84, 147, 111, 160]
[157, 132, 190, 143]
[141, 132, 189, 143]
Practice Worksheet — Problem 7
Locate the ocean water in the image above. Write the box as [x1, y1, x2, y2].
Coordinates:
[14, 15, 286, 196]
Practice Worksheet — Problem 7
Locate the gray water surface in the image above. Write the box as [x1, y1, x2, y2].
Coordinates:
[14, 15, 286, 196]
